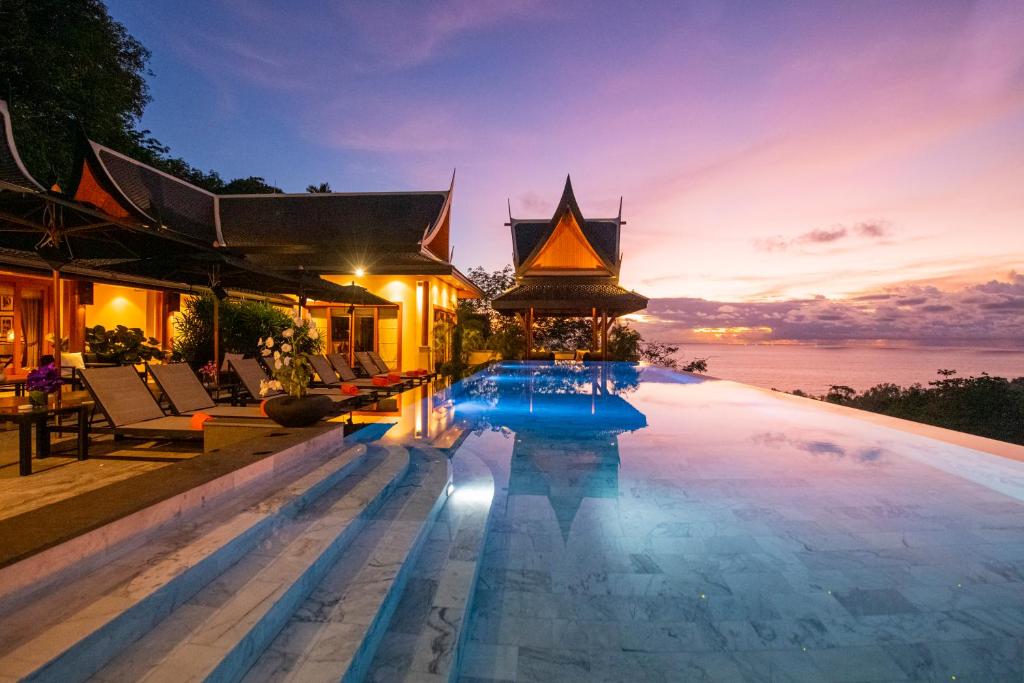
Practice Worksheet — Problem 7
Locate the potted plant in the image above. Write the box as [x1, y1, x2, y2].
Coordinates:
[26, 362, 62, 407]
[86, 325, 162, 365]
[198, 360, 217, 388]
[258, 317, 330, 427]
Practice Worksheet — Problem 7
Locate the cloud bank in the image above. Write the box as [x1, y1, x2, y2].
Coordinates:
[632, 272, 1024, 347]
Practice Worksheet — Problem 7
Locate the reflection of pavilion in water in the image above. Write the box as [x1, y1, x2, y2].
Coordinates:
[459, 364, 648, 541]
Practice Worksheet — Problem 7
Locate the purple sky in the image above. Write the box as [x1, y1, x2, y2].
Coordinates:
[107, 0, 1024, 345]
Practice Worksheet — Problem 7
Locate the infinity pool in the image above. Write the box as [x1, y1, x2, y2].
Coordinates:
[445, 362, 1024, 682]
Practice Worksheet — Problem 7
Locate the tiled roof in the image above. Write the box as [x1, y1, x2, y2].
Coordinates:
[91, 145, 217, 245]
[492, 276, 648, 315]
[0, 100, 44, 192]
[218, 192, 448, 253]
[242, 249, 454, 275]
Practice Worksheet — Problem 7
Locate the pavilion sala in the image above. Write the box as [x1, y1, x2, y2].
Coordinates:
[0, 99, 481, 378]
[492, 176, 648, 359]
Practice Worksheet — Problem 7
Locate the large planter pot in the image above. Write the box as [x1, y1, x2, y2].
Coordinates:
[262, 394, 333, 428]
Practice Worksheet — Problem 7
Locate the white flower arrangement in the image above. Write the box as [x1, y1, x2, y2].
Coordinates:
[257, 317, 323, 398]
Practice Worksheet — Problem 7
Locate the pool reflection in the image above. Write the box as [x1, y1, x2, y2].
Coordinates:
[453, 362, 649, 543]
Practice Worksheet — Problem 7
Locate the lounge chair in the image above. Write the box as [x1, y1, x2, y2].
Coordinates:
[308, 355, 378, 402]
[364, 350, 435, 383]
[353, 351, 414, 388]
[79, 366, 203, 440]
[229, 357, 358, 407]
[149, 363, 278, 419]
[327, 353, 404, 393]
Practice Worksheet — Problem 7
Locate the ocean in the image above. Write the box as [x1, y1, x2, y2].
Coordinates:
[671, 343, 1024, 395]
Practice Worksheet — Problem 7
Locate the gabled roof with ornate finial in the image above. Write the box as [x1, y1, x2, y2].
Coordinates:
[508, 175, 621, 276]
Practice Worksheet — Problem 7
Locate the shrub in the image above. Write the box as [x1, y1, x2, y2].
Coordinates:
[793, 371, 1024, 446]
[173, 295, 294, 366]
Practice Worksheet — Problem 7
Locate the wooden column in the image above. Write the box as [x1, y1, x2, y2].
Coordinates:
[591, 307, 598, 353]
[600, 310, 609, 361]
[52, 270, 61, 372]
[64, 280, 86, 353]
[12, 280, 22, 375]
[524, 307, 534, 360]
[212, 295, 220, 387]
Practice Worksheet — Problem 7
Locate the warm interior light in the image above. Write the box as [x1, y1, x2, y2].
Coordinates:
[354, 267, 365, 277]
[6, 330, 14, 342]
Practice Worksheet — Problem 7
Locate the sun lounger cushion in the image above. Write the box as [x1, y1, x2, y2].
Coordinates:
[116, 415, 201, 435]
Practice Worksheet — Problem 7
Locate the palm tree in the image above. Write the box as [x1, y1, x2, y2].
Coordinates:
[306, 182, 331, 193]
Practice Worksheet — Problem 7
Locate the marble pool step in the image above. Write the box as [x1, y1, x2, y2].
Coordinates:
[91, 445, 410, 683]
[0, 441, 370, 683]
[366, 448, 496, 683]
[241, 446, 452, 683]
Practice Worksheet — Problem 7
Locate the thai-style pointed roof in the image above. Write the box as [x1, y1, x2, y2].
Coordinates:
[75, 140, 219, 246]
[509, 175, 621, 275]
[0, 100, 45, 193]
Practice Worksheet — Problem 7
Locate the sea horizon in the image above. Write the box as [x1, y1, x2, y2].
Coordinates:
[666, 340, 1024, 395]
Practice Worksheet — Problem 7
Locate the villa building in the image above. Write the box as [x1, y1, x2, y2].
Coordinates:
[0, 99, 480, 374]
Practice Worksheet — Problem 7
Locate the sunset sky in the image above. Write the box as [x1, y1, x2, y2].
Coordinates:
[108, 0, 1024, 345]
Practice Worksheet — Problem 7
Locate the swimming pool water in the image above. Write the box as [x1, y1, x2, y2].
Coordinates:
[443, 362, 1024, 682]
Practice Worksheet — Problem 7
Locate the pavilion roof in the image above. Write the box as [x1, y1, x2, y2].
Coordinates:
[509, 176, 621, 274]
[491, 276, 648, 316]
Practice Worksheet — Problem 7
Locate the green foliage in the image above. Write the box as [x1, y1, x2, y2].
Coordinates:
[488, 317, 526, 361]
[0, 0, 282, 191]
[607, 322, 708, 372]
[86, 325, 161, 364]
[0, 0, 152, 186]
[172, 295, 294, 366]
[462, 265, 515, 314]
[534, 318, 592, 352]
[306, 182, 332, 193]
[795, 371, 1024, 446]
[219, 176, 281, 194]
[607, 323, 641, 361]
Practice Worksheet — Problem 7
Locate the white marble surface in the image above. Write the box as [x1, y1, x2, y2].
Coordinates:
[0, 440, 366, 681]
[244, 445, 450, 682]
[92, 446, 410, 682]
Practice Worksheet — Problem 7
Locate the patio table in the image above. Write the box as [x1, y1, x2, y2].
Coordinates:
[0, 391, 94, 476]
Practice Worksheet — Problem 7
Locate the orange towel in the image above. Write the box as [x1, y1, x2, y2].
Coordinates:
[340, 383, 359, 396]
[259, 400, 269, 417]
[190, 412, 213, 430]
[387, 373, 401, 383]
[371, 376, 389, 387]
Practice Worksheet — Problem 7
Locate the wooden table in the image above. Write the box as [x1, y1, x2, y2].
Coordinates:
[0, 392, 94, 476]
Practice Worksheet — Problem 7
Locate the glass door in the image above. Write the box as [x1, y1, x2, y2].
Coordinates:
[353, 307, 376, 357]
[330, 308, 351, 357]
